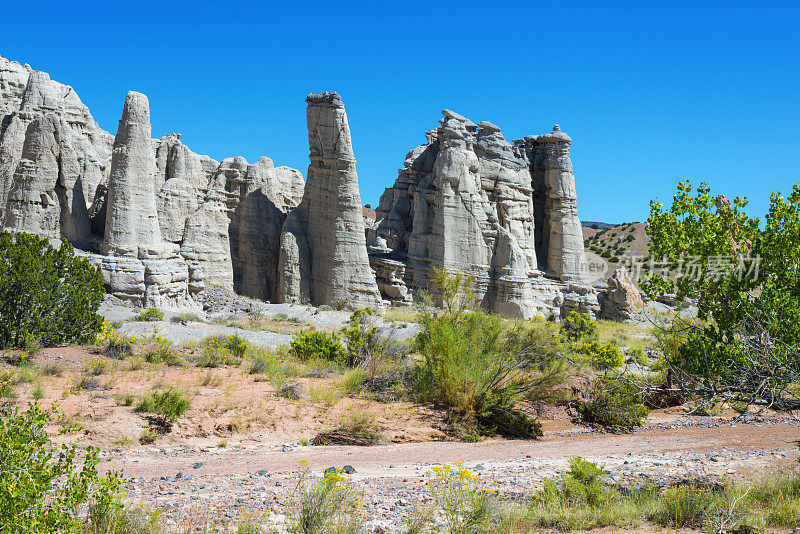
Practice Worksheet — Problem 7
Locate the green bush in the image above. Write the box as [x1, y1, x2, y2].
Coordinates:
[0, 403, 122, 533]
[579, 377, 649, 427]
[535, 457, 612, 509]
[415, 308, 560, 438]
[577, 340, 624, 370]
[560, 312, 598, 342]
[651, 485, 717, 528]
[290, 331, 346, 363]
[131, 308, 164, 322]
[0, 231, 104, 349]
[342, 308, 378, 367]
[205, 334, 247, 358]
[196, 335, 248, 367]
[144, 344, 184, 366]
[135, 388, 189, 425]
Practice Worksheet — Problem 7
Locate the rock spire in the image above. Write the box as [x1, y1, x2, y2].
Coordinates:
[278, 92, 384, 311]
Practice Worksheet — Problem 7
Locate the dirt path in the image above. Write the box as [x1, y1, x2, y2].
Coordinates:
[106, 421, 800, 479]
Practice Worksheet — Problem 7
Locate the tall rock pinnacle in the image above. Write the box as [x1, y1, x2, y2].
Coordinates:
[528, 124, 588, 281]
[104, 91, 163, 256]
[277, 92, 384, 311]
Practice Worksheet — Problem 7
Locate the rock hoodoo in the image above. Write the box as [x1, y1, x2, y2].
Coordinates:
[278, 92, 384, 311]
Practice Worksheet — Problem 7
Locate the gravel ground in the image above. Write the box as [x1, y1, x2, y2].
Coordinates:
[100, 289, 419, 349]
[100, 416, 800, 532]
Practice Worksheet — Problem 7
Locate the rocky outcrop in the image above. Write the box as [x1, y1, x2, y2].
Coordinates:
[369, 110, 596, 318]
[278, 92, 383, 311]
[94, 91, 196, 307]
[0, 55, 637, 322]
[598, 268, 643, 320]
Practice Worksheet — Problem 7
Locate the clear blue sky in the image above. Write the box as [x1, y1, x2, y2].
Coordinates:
[2, 0, 798, 223]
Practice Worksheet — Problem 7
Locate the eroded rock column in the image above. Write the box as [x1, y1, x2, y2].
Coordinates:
[278, 92, 383, 311]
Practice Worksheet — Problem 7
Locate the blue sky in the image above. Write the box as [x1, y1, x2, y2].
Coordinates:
[2, 0, 798, 223]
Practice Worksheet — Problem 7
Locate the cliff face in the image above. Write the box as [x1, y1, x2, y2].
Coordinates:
[368, 111, 595, 319]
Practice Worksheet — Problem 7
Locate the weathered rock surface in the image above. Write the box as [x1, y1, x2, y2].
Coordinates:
[278, 92, 383, 311]
[598, 268, 643, 320]
[524, 125, 588, 280]
[0, 60, 112, 243]
[369, 111, 597, 318]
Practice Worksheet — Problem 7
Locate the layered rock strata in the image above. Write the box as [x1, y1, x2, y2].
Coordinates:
[277, 92, 384, 311]
[368, 111, 596, 318]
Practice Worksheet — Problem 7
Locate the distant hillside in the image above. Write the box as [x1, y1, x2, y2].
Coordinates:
[581, 220, 619, 229]
[583, 222, 651, 279]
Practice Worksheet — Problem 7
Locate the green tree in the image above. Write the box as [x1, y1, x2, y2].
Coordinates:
[643, 181, 800, 410]
[0, 231, 104, 349]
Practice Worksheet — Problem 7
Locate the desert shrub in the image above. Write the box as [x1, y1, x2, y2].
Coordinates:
[0, 403, 122, 533]
[0, 370, 16, 398]
[144, 343, 184, 366]
[579, 377, 649, 427]
[424, 463, 497, 533]
[41, 361, 61, 378]
[560, 311, 598, 342]
[84, 356, 114, 376]
[286, 460, 363, 533]
[651, 485, 717, 528]
[314, 408, 382, 445]
[205, 334, 247, 358]
[0, 231, 104, 349]
[199, 371, 222, 387]
[272, 313, 289, 321]
[415, 307, 559, 438]
[561, 457, 611, 506]
[171, 312, 202, 324]
[135, 388, 189, 426]
[343, 308, 378, 366]
[248, 348, 298, 386]
[336, 368, 367, 394]
[98, 323, 133, 360]
[277, 383, 300, 400]
[71, 374, 101, 392]
[79, 502, 162, 534]
[291, 331, 346, 363]
[138, 431, 158, 445]
[576, 340, 624, 370]
[131, 308, 164, 322]
[116, 393, 134, 407]
[197, 335, 247, 367]
[342, 308, 407, 379]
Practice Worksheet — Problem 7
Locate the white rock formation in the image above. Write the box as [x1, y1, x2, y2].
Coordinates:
[525, 125, 588, 280]
[0, 60, 112, 244]
[278, 92, 384, 311]
[369, 111, 597, 318]
[0, 55, 305, 309]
